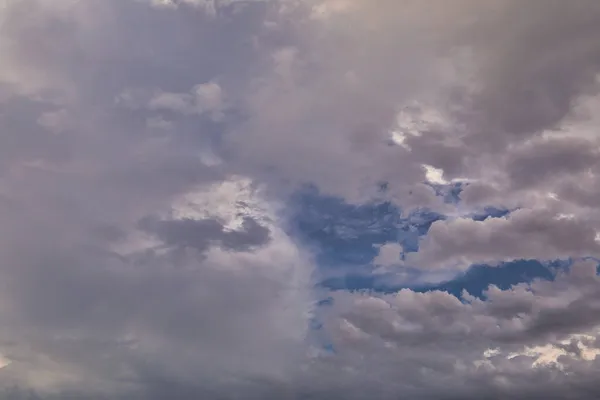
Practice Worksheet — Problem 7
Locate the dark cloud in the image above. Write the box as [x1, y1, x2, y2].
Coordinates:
[467, 0, 600, 137]
[506, 137, 600, 189]
[138, 215, 270, 253]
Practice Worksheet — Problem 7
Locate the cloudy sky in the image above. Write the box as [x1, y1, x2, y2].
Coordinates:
[1, 0, 600, 398]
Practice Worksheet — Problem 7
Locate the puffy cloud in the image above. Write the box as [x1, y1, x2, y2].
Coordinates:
[305, 260, 600, 399]
[0, 172, 314, 397]
[0, 0, 311, 396]
[407, 208, 600, 270]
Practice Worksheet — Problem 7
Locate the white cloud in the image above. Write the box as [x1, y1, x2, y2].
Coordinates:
[144, 82, 226, 119]
[423, 164, 448, 185]
[373, 242, 403, 269]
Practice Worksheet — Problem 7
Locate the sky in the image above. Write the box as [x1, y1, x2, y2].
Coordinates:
[1, 0, 600, 398]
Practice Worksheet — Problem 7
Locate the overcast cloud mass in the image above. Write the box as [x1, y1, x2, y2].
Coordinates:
[1, 0, 600, 398]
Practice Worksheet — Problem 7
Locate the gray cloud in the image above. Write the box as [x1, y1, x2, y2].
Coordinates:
[505, 137, 600, 189]
[0, 0, 309, 397]
[406, 208, 600, 270]
[468, 0, 600, 137]
[304, 260, 600, 399]
[1, 0, 600, 398]
[138, 215, 271, 253]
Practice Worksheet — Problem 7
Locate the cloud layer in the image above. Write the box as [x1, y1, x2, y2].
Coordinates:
[1, 0, 600, 398]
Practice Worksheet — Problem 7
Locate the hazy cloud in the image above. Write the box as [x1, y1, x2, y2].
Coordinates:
[1, 0, 600, 398]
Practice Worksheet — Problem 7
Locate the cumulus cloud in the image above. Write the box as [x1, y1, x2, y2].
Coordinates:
[309, 260, 600, 399]
[1, 0, 600, 398]
[407, 208, 600, 270]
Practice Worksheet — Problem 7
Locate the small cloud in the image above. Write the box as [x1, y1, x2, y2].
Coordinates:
[37, 109, 70, 134]
[423, 164, 448, 185]
[373, 242, 404, 268]
[145, 82, 226, 120]
[148, 92, 193, 114]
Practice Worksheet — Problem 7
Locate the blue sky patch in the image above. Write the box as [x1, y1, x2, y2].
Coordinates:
[286, 187, 564, 299]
